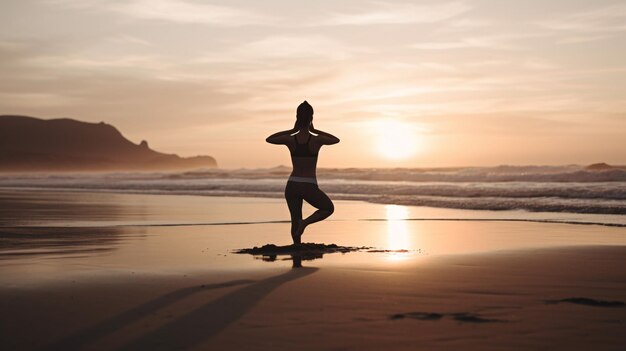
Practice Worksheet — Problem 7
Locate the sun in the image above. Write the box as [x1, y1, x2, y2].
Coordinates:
[374, 120, 419, 160]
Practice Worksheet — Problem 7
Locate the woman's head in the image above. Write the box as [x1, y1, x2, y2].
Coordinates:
[296, 100, 313, 128]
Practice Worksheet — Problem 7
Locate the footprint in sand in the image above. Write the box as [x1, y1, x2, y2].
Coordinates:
[545, 297, 625, 308]
[390, 311, 507, 323]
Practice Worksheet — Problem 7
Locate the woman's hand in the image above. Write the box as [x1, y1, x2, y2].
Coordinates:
[309, 124, 340, 145]
[267, 128, 297, 144]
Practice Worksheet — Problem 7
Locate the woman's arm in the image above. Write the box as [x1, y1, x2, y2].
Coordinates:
[311, 124, 340, 145]
[266, 128, 297, 145]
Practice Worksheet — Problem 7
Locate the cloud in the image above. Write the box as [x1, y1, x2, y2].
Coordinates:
[105, 35, 153, 47]
[318, 1, 470, 26]
[0, 92, 81, 107]
[410, 34, 532, 51]
[538, 3, 626, 43]
[48, 0, 274, 26]
[0, 40, 32, 52]
[196, 35, 366, 65]
[230, 35, 357, 60]
[25, 54, 170, 74]
[446, 18, 490, 29]
[411, 38, 509, 50]
[556, 34, 615, 44]
[541, 3, 626, 32]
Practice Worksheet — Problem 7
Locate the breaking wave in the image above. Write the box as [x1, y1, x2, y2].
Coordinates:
[1, 165, 625, 215]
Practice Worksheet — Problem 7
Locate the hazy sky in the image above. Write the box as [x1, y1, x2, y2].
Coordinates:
[1, 0, 625, 168]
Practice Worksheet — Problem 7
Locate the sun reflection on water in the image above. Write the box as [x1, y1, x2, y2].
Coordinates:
[385, 205, 412, 261]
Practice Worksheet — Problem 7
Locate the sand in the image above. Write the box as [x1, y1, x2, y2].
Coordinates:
[1, 190, 625, 350]
[1, 246, 625, 350]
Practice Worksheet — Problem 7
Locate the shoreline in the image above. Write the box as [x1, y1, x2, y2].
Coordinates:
[1, 175, 626, 216]
[2, 186, 625, 227]
[3, 216, 625, 229]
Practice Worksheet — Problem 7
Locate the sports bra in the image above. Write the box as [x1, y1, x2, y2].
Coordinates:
[290, 133, 318, 157]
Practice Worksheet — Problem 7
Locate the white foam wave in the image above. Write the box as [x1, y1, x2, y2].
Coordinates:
[1, 165, 625, 215]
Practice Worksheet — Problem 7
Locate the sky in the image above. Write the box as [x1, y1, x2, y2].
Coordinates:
[1, 0, 625, 168]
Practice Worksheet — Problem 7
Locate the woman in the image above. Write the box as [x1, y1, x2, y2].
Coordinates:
[266, 101, 340, 245]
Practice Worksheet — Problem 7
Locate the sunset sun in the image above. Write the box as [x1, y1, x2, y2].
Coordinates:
[374, 120, 419, 160]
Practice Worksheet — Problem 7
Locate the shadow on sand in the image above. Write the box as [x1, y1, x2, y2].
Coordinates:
[47, 267, 317, 350]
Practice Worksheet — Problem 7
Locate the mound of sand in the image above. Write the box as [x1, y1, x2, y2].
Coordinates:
[234, 243, 370, 261]
[234, 243, 410, 267]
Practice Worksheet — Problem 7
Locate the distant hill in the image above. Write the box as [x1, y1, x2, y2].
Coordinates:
[0, 115, 217, 171]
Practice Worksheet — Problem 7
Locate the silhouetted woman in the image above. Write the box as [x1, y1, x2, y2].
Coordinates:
[266, 101, 340, 245]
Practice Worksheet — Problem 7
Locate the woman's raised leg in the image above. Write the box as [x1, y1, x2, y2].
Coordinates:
[297, 184, 334, 238]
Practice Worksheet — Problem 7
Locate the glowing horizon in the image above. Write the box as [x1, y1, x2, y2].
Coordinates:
[1, 0, 625, 168]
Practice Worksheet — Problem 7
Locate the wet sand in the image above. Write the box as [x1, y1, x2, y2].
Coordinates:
[1, 189, 625, 350]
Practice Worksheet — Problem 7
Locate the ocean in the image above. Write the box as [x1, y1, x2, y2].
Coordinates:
[1, 165, 625, 223]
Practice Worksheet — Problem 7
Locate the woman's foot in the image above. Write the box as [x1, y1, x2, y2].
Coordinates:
[291, 219, 302, 245]
[292, 221, 308, 245]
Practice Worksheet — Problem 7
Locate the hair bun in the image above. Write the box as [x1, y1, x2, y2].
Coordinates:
[297, 101, 313, 116]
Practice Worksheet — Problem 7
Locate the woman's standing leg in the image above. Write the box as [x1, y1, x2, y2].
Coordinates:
[297, 184, 334, 238]
[285, 182, 303, 244]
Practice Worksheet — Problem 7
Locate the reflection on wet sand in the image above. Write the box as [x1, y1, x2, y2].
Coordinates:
[0, 189, 149, 259]
[230, 205, 418, 267]
[260, 253, 321, 268]
[0, 189, 136, 227]
[234, 206, 419, 267]
[0, 226, 130, 259]
[385, 205, 411, 250]
[0, 188, 293, 228]
[2, 189, 626, 284]
[384, 205, 414, 261]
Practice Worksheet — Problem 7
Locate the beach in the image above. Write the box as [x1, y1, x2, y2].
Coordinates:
[1, 189, 625, 350]
[3, 0, 626, 349]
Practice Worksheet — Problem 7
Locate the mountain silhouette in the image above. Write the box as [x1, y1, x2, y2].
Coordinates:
[0, 115, 217, 171]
